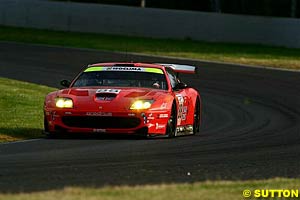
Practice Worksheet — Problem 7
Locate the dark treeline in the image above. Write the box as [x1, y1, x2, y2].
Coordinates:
[56, 0, 300, 18]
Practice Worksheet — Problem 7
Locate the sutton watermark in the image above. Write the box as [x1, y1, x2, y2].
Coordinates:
[243, 189, 299, 198]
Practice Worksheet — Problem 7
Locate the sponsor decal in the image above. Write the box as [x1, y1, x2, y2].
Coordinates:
[160, 102, 168, 109]
[176, 125, 193, 135]
[148, 113, 154, 120]
[176, 95, 189, 123]
[96, 89, 121, 94]
[108, 67, 142, 71]
[156, 123, 165, 130]
[176, 94, 184, 125]
[93, 129, 106, 133]
[182, 106, 187, 120]
[158, 114, 169, 118]
[183, 106, 187, 113]
[86, 112, 112, 116]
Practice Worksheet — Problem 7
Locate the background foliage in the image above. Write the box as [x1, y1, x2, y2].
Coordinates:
[55, 0, 300, 18]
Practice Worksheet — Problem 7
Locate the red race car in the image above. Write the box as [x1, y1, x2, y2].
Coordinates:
[44, 62, 202, 138]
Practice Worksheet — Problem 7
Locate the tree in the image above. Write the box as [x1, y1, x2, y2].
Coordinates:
[211, 0, 221, 12]
[291, 0, 297, 17]
[141, 0, 146, 7]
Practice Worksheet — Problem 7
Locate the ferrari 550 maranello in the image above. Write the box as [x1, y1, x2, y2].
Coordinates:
[44, 62, 202, 138]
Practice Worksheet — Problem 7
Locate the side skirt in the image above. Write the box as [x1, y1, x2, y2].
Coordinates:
[175, 125, 194, 136]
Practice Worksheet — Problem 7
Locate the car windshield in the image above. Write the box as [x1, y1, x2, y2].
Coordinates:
[72, 67, 168, 90]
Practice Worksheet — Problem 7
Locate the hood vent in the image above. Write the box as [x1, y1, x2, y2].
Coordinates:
[95, 93, 117, 101]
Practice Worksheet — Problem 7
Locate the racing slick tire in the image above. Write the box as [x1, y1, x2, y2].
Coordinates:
[166, 102, 177, 138]
[43, 117, 57, 138]
[193, 98, 201, 135]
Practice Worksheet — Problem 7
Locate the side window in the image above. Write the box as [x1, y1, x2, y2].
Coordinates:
[166, 68, 178, 89]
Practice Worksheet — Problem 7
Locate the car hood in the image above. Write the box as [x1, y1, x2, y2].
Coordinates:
[56, 87, 171, 112]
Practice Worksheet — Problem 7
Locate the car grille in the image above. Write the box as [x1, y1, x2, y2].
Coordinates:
[62, 116, 141, 129]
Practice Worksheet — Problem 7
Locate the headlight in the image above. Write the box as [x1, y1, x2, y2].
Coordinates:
[55, 97, 73, 108]
[130, 100, 153, 110]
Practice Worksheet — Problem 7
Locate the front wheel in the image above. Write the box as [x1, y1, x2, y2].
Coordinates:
[44, 117, 56, 138]
[166, 103, 177, 138]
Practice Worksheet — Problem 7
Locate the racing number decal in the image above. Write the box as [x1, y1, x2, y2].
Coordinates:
[176, 94, 188, 125]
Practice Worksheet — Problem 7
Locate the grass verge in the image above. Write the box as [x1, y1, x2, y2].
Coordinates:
[0, 178, 300, 200]
[0, 78, 56, 142]
[1, 26, 300, 70]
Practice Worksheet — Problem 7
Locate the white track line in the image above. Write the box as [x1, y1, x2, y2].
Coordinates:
[0, 138, 43, 145]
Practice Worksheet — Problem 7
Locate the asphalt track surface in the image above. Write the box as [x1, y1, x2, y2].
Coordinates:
[1, 42, 300, 193]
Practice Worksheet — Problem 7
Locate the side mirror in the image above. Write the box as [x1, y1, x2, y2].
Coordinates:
[174, 82, 188, 90]
[60, 80, 71, 88]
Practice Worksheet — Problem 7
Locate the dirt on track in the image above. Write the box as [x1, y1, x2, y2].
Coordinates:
[0, 42, 300, 193]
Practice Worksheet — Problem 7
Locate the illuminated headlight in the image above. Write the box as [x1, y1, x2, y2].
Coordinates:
[130, 100, 153, 110]
[55, 97, 73, 108]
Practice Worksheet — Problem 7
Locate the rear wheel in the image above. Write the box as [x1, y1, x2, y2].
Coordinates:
[166, 103, 177, 138]
[193, 98, 201, 135]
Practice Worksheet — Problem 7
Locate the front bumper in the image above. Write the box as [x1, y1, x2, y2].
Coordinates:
[44, 109, 170, 136]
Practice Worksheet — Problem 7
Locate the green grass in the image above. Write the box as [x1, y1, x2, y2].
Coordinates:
[0, 178, 300, 200]
[1, 26, 300, 69]
[0, 78, 56, 142]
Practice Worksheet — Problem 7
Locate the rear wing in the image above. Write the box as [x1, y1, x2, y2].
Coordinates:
[157, 63, 197, 74]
